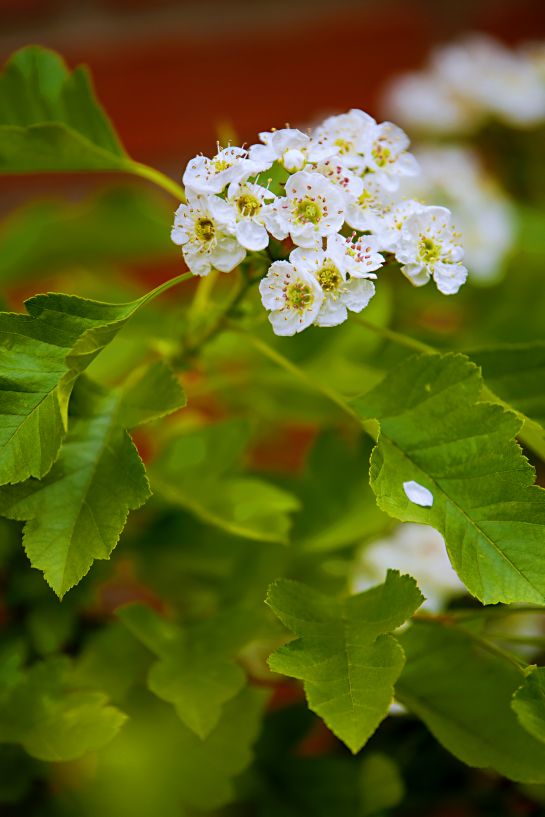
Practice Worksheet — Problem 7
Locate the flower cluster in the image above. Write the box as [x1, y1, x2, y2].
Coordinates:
[172, 109, 467, 336]
[384, 34, 545, 135]
[399, 146, 516, 282]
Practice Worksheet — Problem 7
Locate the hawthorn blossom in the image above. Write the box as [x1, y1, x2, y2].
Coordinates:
[263, 170, 345, 248]
[249, 128, 335, 173]
[313, 108, 376, 173]
[330, 233, 384, 278]
[400, 146, 515, 281]
[364, 121, 419, 190]
[312, 158, 364, 203]
[376, 199, 428, 253]
[383, 71, 477, 134]
[352, 523, 465, 611]
[259, 259, 323, 336]
[345, 175, 397, 233]
[289, 240, 376, 327]
[395, 205, 467, 294]
[183, 146, 259, 194]
[171, 192, 245, 276]
[226, 180, 276, 251]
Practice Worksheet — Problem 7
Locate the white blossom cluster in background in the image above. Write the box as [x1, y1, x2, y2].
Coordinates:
[384, 34, 545, 135]
[352, 523, 466, 612]
[399, 146, 516, 282]
[171, 109, 468, 336]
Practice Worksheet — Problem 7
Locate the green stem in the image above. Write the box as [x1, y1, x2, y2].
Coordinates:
[128, 160, 187, 203]
[449, 605, 545, 621]
[226, 323, 379, 436]
[141, 271, 195, 306]
[353, 317, 434, 355]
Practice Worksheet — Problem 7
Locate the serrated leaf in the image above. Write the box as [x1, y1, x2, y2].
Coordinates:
[397, 620, 545, 783]
[0, 290, 155, 485]
[512, 666, 545, 744]
[266, 571, 423, 753]
[0, 655, 126, 762]
[354, 353, 545, 605]
[0, 366, 184, 597]
[151, 420, 300, 543]
[119, 603, 265, 738]
[0, 46, 130, 173]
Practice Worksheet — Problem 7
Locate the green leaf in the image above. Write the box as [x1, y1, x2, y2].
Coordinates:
[0, 187, 176, 288]
[0, 46, 129, 173]
[290, 430, 389, 553]
[397, 620, 545, 783]
[359, 751, 405, 816]
[354, 353, 545, 605]
[0, 655, 126, 762]
[82, 688, 267, 817]
[151, 420, 300, 544]
[0, 289, 156, 486]
[0, 368, 184, 597]
[512, 666, 545, 744]
[266, 571, 423, 753]
[119, 603, 261, 738]
[472, 342, 545, 458]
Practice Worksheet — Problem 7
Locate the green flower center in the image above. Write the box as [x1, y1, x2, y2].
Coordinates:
[357, 189, 372, 208]
[294, 198, 323, 225]
[236, 194, 261, 219]
[213, 158, 231, 173]
[334, 138, 352, 155]
[285, 281, 315, 313]
[195, 217, 216, 243]
[419, 236, 441, 265]
[316, 262, 342, 293]
[372, 145, 391, 167]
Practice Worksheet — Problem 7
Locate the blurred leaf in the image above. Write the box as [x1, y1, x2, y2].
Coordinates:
[119, 603, 265, 738]
[0, 655, 126, 761]
[267, 571, 423, 753]
[0, 187, 176, 288]
[0, 47, 129, 173]
[0, 289, 157, 486]
[70, 688, 267, 817]
[151, 420, 300, 543]
[355, 353, 545, 605]
[0, 367, 184, 597]
[359, 751, 405, 816]
[512, 666, 545, 744]
[397, 620, 545, 783]
[290, 430, 388, 553]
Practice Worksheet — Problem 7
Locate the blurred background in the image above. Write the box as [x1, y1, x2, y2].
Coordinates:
[2, 0, 545, 204]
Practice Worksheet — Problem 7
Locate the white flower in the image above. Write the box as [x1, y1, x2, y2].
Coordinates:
[329, 232, 384, 279]
[375, 199, 428, 253]
[352, 523, 465, 612]
[183, 146, 259, 194]
[400, 146, 516, 282]
[226, 180, 275, 251]
[345, 175, 398, 233]
[395, 205, 467, 294]
[313, 108, 376, 172]
[289, 240, 376, 328]
[364, 121, 419, 190]
[312, 158, 364, 203]
[259, 259, 323, 336]
[171, 192, 245, 276]
[263, 170, 345, 248]
[249, 128, 335, 173]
